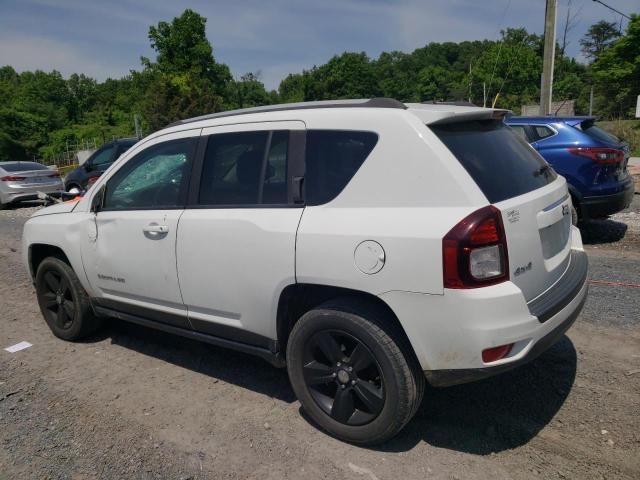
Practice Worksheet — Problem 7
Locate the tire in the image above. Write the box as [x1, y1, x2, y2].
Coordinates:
[286, 298, 424, 445]
[35, 257, 102, 341]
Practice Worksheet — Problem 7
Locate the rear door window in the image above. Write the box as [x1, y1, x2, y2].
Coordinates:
[198, 130, 289, 206]
[431, 120, 557, 203]
[533, 125, 555, 140]
[305, 130, 378, 205]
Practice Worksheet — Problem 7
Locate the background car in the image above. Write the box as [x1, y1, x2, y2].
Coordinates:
[0, 161, 63, 208]
[505, 116, 634, 221]
[63, 138, 137, 193]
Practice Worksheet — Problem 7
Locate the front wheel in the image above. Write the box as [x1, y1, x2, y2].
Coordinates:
[286, 299, 424, 445]
[35, 257, 102, 341]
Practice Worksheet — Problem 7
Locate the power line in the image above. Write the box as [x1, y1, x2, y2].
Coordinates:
[591, 0, 631, 20]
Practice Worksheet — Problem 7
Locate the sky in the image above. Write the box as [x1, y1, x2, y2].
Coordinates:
[0, 0, 636, 90]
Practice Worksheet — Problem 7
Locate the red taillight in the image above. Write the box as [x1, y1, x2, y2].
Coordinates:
[443, 205, 509, 289]
[568, 147, 624, 165]
[48, 172, 60, 178]
[482, 343, 514, 363]
[86, 175, 100, 185]
[0, 175, 26, 181]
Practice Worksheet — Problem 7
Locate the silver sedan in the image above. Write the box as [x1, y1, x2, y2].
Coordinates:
[0, 161, 64, 208]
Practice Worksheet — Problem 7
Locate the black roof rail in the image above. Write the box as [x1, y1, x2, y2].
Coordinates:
[166, 98, 407, 128]
[421, 100, 479, 107]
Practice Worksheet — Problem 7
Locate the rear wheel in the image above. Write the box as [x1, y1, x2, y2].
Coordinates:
[35, 257, 102, 340]
[286, 299, 424, 445]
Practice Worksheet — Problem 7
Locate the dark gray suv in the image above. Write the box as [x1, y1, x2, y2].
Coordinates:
[64, 138, 137, 193]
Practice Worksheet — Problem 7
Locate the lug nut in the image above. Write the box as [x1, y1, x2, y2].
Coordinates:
[340, 385, 345, 389]
[332, 372, 337, 377]
[336, 362, 341, 367]
[347, 366, 352, 372]
[351, 380, 356, 385]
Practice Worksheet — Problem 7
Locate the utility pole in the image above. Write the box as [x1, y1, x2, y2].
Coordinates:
[540, 0, 557, 115]
[589, 86, 594, 116]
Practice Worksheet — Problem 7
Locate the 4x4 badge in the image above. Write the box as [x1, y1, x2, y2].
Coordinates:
[514, 262, 532, 276]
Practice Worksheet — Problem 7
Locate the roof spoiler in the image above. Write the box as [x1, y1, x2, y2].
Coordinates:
[428, 108, 510, 125]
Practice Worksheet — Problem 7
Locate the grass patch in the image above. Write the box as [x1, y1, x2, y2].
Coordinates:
[598, 119, 640, 157]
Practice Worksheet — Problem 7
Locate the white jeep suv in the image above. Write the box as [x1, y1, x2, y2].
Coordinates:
[23, 99, 588, 444]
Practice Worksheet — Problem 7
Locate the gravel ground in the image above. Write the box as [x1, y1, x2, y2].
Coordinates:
[0, 194, 639, 480]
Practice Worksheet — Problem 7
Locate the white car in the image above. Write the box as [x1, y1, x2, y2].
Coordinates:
[22, 99, 588, 444]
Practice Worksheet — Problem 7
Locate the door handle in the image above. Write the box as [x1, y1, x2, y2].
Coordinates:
[142, 224, 169, 234]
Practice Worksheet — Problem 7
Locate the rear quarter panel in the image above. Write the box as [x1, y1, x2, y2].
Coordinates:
[296, 110, 487, 296]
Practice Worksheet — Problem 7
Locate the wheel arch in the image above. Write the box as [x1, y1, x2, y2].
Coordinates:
[276, 283, 415, 359]
[29, 244, 71, 280]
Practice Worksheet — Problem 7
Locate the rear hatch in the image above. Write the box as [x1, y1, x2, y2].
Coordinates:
[570, 118, 631, 182]
[431, 118, 572, 302]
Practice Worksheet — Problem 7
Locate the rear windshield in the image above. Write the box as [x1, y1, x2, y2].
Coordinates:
[430, 120, 557, 203]
[1, 162, 50, 172]
[581, 124, 620, 145]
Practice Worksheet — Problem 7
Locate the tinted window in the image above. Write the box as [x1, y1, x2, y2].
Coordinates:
[581, 125, 620, 145]
[508, 125, 529, 141]
[91, 145, 115, 166]
[305, 130, 378, 206]
[115, 142, 135, 159]
[103, 139, 193, 210]
[534, 126, 555, 139]
[199, 130, 289, 206]
[431, 120, 557, 203]
[1, 162, 49, 172]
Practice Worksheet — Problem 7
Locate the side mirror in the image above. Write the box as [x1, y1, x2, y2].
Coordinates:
[91, 187, 105, 213]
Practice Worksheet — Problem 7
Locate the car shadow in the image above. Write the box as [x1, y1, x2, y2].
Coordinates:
[376, 335, 577, 454]
[88, 320, 576, 454]
[579, 218, 628, 244]
[92, 320, 296, 403]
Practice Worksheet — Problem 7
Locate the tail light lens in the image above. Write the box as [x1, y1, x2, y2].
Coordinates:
[568, 147, 624, 165]
[0, 176, 26, 181]
[443, 205, 509, 288]
[482, 343, 514, 363]
[86, 175, 100, 186]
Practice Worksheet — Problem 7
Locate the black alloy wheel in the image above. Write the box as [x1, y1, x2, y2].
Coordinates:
[35, 257, 102, 341]
[303, 330, 385, 426]
[39, 269, 75, 331]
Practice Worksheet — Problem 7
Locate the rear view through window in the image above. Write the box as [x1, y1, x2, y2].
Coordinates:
[431, 120, 556, 203]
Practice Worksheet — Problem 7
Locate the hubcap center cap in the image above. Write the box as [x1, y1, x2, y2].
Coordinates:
[337, 369, 350, 384]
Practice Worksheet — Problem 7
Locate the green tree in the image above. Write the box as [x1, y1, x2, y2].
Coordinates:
[590, 15, 640, 117]
[580, 20, 620, 61]
[141, 9, 231, 130]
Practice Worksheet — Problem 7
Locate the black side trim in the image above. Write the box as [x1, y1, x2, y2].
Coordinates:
[528, 250, 588, 323]
[167, 98, 406, 127]
[93, 298, 191, 329]
[94, 306, 285, 368]
[189, 318, 275, 351]
[425, 287, 587, 387]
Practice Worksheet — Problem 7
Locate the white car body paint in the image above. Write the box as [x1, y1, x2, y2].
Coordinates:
[23, 100, 587, 375]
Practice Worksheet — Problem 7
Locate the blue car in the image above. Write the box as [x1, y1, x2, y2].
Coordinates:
[505, 116, 634, 220]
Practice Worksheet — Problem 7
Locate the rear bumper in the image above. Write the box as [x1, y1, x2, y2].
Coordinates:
[380, 234, 588, 386]
[581, 182, 634, 218]
[0, 184, 63, 204]
[425, 251, 588, 386]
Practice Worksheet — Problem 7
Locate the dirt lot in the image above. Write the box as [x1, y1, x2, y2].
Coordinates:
[1, 198, 639, 480]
